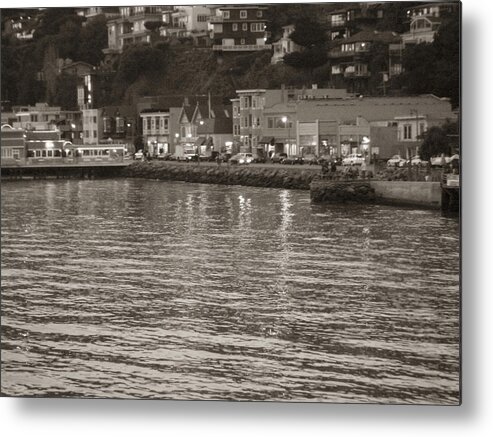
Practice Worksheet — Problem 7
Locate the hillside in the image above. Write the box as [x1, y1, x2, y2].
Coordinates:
[118, 46, 331, 106]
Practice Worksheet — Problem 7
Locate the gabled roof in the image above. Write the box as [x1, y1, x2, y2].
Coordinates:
[411, 15, 442, 24]
[337, 30, 401, 45]
[197, 118, 232, 135]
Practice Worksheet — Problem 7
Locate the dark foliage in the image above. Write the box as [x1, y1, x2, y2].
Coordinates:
[419, 121, 459, 160]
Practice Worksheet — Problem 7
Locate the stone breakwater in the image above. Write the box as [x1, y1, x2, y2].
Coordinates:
[310, 180, 376, 203]
[123, 161, 319, 190]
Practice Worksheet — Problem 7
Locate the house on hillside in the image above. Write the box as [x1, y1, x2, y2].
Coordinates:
[328, 30, 402, 95]
[210, 5, 271, 52]
[327, 3, 387, 41]
[160, 5, 213, 46]
[401, 2, 459, 45]
[271, 24, 301, 64]
[103, 6, 170, 57]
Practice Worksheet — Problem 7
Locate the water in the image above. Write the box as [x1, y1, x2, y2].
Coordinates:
[1, 179, 460, 403]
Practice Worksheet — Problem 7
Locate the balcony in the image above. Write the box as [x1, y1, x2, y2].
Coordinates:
[213, 44, 272, 51]
[343, 71, 370, 78]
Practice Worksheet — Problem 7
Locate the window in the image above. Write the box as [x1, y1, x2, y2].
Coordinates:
[233, 106, 239, 116]
[93, 130, 97, 138]
[232, 23, 238, 31]
[93, 116, 97, 123]
[223, 11, 230, 19]
[116, 117, 125, 133]
[251, 23, 264, 32]
[419, 122, 426, 136]
[151, 118, 155, 130]
[197, 15, 208, 22]
[147, 118, 152, 130]
[240, 38, 246, 45]
[331, 14, 345, 26]
[103, 117, 112, 133]
[240, 10, 247, 19]
[234, 124, 239, 135]
[257, 10, 263, 18]
[31, 114, 38, 122]
[164, 118, 169, 131]
[404, 124, 412, 140]
[242, 23, 248, 31]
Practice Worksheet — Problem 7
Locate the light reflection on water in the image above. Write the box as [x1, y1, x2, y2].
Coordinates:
[1, 179, 460, 403]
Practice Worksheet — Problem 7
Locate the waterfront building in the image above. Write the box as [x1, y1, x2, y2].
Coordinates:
[140, 109, 172, 156]
[101, 106, 136, 146]
[294, 94, 457, 159]
[210, 5, 271, 52]
[193, 103, 233, 155]
[233, 86, 349, 155]
[82, 108, 103, 145]
[271, 24, 301, 64]
[0, 124, 26, 164]
[12, 103, 62, 131]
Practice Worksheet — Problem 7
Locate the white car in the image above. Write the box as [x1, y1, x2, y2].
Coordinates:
[430, 155, 453, 167]
[387, 155, 407, 167]
[230, 153, 253, 165]
[134, 150, 144, 160]
[342, 153, 365, 166]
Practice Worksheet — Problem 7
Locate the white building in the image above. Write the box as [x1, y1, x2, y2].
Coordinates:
[271, 24, 301, 64]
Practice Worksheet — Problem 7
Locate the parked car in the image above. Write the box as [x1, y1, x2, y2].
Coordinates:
[303, 154, 319, 165]
[430, 155, 453, 167]
[134, 150, 144, 160]
[407, 155, 428, 166]
[282, 155, 304, 165]
[271, 152, 287, 163]
[252, 154, 267, 163]
[230, 153, 254, 165]
[387, 155, 407, 167]
[156, 153, 172, 161]
[342, 153, 365, 166]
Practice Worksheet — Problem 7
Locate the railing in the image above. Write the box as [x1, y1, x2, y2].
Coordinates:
[344, 71, 370, 78]
[213, 44, 272, 51]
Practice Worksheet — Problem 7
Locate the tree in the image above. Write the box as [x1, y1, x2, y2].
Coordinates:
[116, 44, 166, 84]
[400, 10, 460, 108]
[77, 15, 108, 65]
[419, 121, 458, 160]
[282, 17, 328, 83]
[289, 17, 328, 48]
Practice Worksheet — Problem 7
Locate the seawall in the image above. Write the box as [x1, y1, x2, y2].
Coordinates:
[123, 161, 318, 190]
[369, 181, 441, 209]
[123, 162, 442, 209]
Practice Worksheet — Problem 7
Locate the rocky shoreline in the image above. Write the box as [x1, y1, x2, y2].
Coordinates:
[123, 161, 319, 190]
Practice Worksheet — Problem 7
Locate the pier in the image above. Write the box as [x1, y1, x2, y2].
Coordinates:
[1, 161, 131, 179]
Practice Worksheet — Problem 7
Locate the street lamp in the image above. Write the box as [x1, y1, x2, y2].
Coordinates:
[282, 116, 290, 155]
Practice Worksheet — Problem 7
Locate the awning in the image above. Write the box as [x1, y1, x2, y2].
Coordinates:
[194, 136, 206, 147]
[259, 137, 275, 144]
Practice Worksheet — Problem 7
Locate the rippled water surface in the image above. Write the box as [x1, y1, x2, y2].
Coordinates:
[1, 179, 460, 403]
